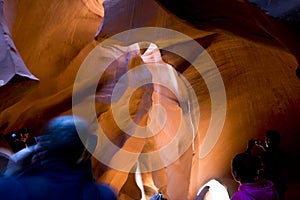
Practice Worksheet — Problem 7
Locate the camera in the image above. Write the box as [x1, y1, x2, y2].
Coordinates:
[254, 139, 262, 145]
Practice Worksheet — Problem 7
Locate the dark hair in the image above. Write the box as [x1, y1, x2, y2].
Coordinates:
[266, 130, 280, 145]
[232, 153, 261, 183]
[40, 115, 91, 161]
[18, 128, 29, 134]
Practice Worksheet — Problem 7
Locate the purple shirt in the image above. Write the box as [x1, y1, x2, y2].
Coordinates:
[231, 179, 279, 200]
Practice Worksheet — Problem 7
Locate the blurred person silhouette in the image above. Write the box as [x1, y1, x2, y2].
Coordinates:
[245, 138, 266, 177]
[18, 128, 30, 144]
[0, 135, 11, 177]
[245, 138, 266, 157]
[261, 130, 287, 200]
[0, 152, 9, 177]
[4, 128, 36, 153]
[0, 115, 117, 200]
[8, 131, 27, 153]
[231, 152, 279, 200]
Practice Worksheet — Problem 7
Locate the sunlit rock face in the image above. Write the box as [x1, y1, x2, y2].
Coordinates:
[0, 0, 38, 86]
[1, 0, 300, 199]
[0, 0, 102, 134]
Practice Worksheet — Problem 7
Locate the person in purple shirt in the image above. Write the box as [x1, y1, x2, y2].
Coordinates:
[231, 152, 279, 200]
[0, 115, 117, 200]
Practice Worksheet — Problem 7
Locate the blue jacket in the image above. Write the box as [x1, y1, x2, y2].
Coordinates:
[0, 159, 117, 200]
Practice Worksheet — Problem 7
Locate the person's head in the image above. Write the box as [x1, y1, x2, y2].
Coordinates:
[18, 128, 29, 143]
[265, 130, 280, 148]
[246, 138, 256, 153]
[39, 115, 96, 163]
[231, 153, 261, 184]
